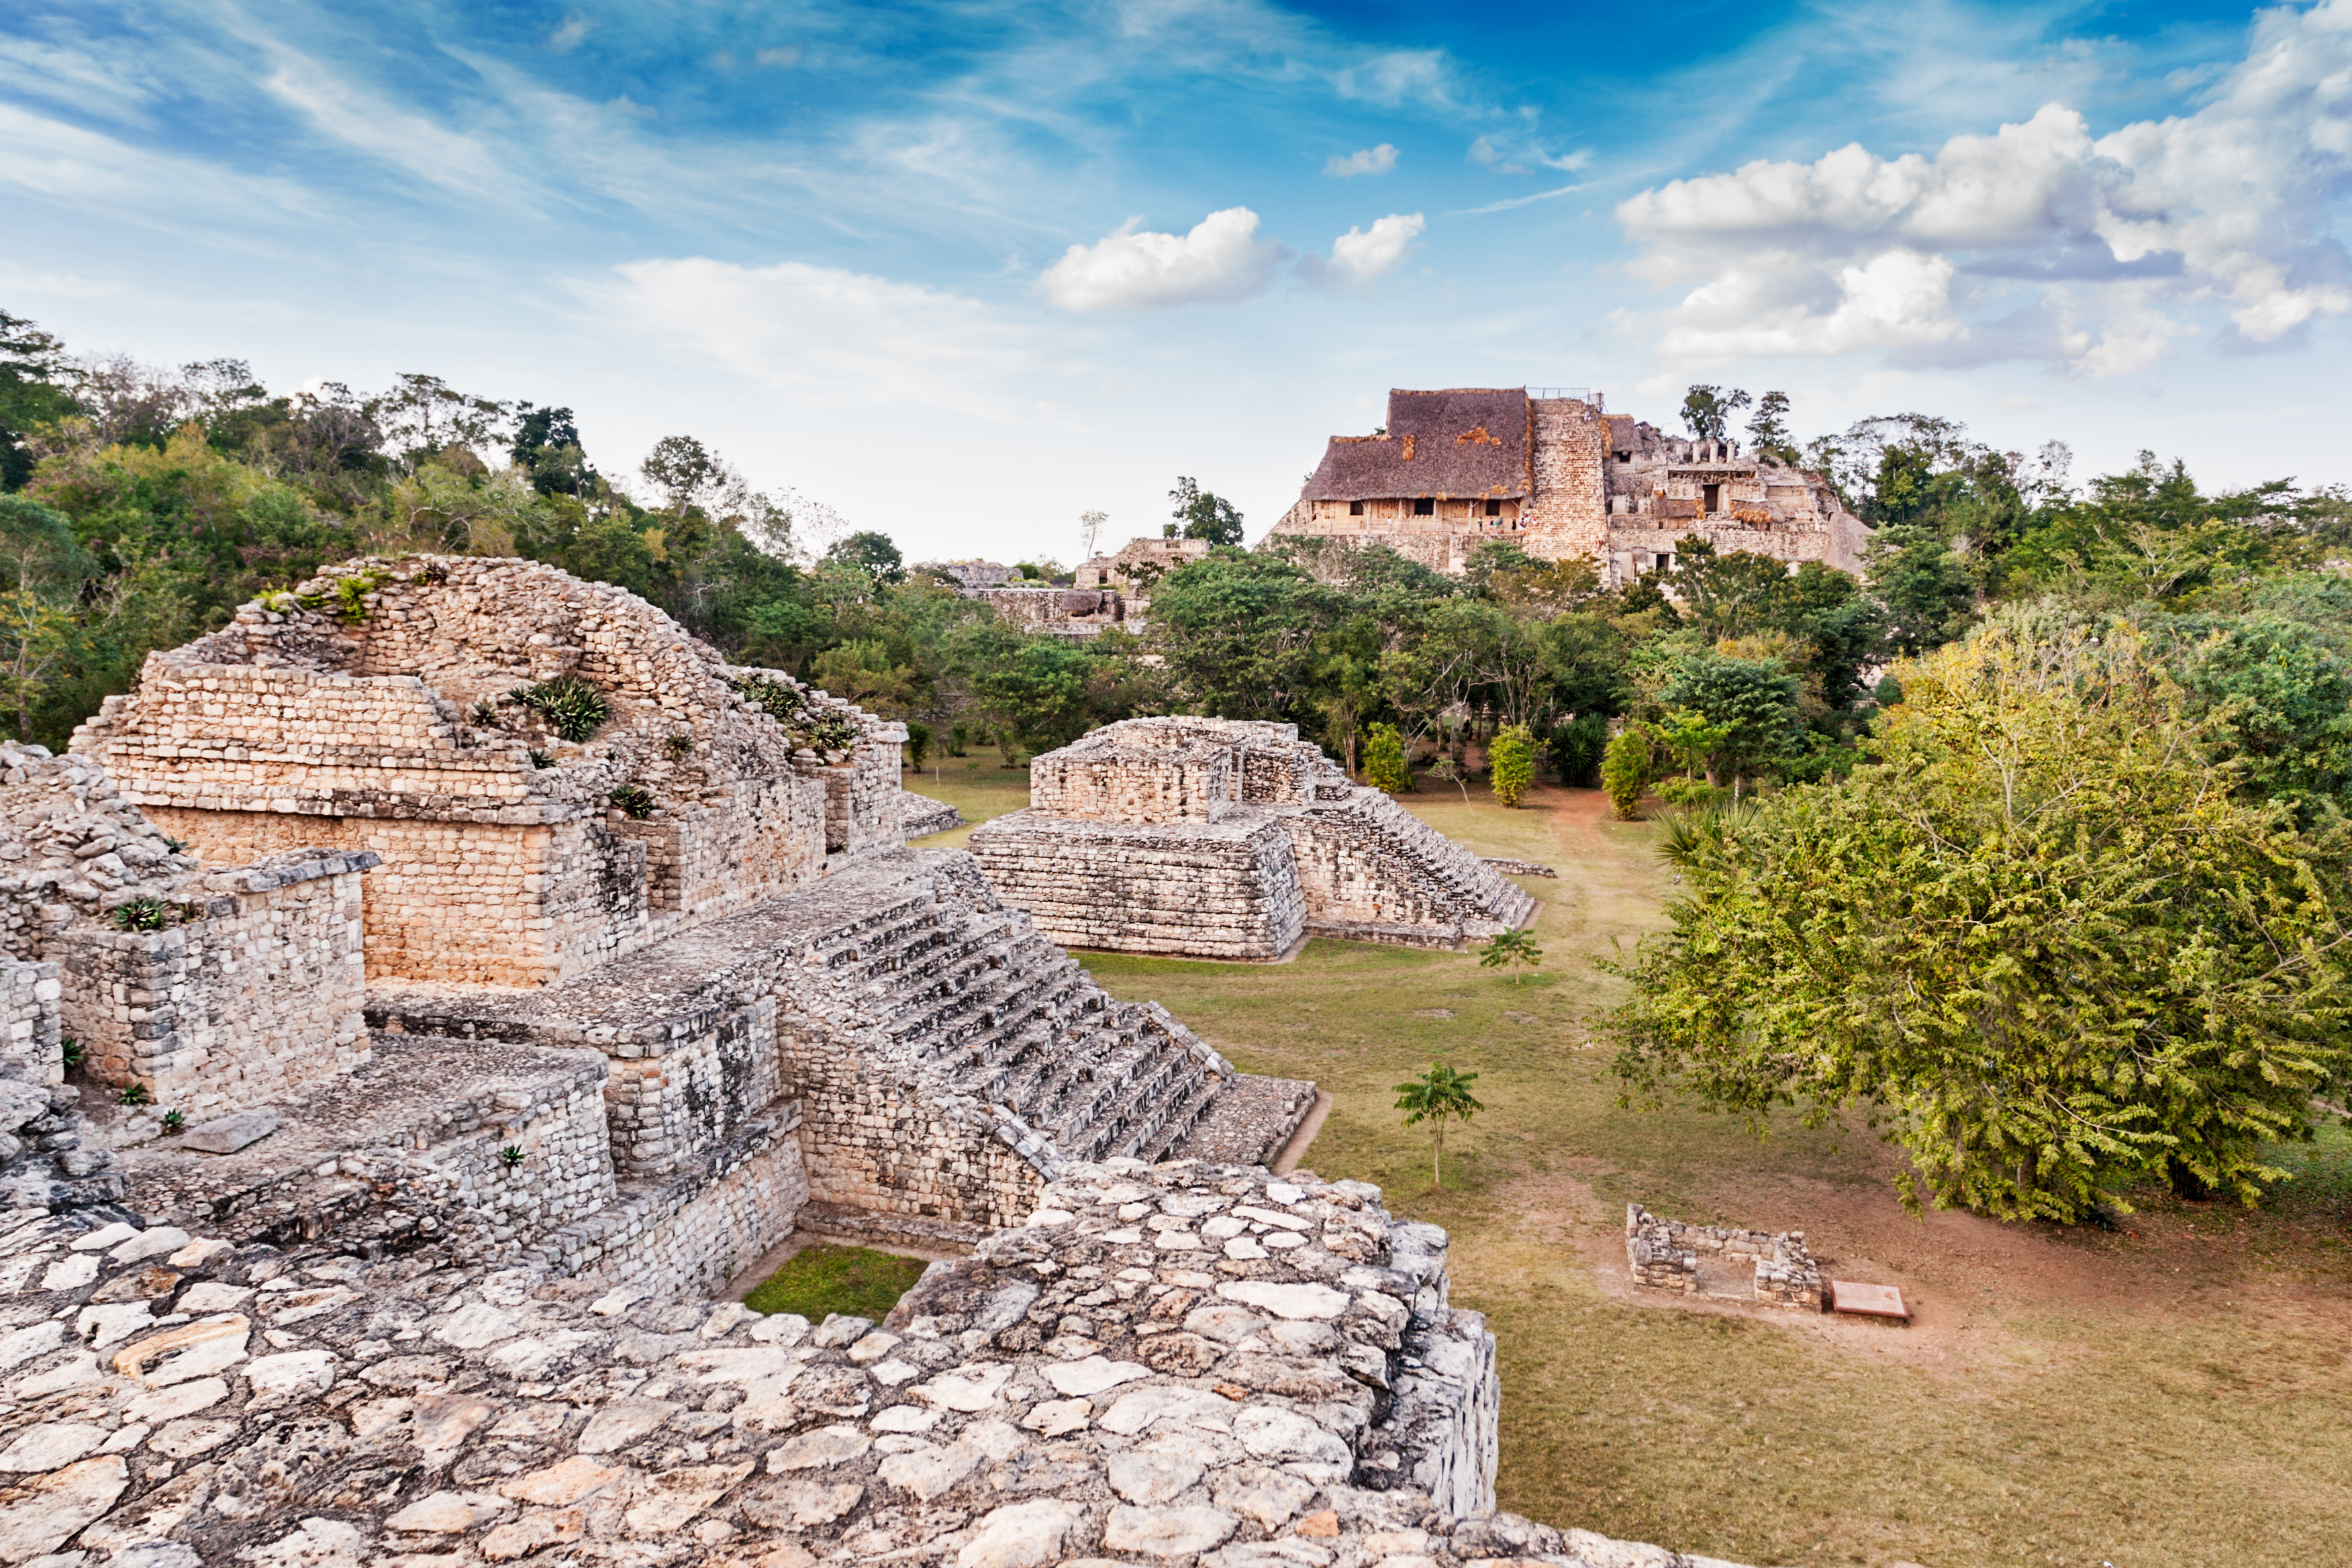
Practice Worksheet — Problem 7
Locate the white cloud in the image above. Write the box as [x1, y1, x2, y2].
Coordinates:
[593, 256, 1072, 419]
[1039, 207, 1287, 311]
[1324, 144, 1398, 177]
[1616, 0, 2352, 373]
[1325, 213, 1426, 284]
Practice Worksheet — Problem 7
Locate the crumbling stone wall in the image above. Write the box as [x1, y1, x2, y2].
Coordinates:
[1520, 395, 1609, 562]
[75, 557, 910, 989]
[0, 961, 60, 1085]
[48, 851, 374, 1116]
[1625, 1204, 1822, 1310]
[973, 720, 1536, 959]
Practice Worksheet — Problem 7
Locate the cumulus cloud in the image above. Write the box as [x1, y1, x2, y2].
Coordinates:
[1616, 0, 2352, 373]
[1324, 144, 1398, 177]
[1324, 213, 1426, 283]
[1039, 208, 1287, 311]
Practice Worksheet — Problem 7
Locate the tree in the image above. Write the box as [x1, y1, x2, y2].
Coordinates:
[825, 532, 905, 584]
[1146, 552, 1336, 724]
[1681, 385, 1751, 444]
[1600, 726, 1653, 819]
[1549, 713, 1608, 787]
[1393, 1061, 1483, 1189]
[1364, 722, 1411, 793]
[1478, 927, 1542, 985]
[1489, 723, 1534, 806]
[1427, 753, 1471, 805]
[1747, 391, 1798, 465]
[1608, 618, 2352, 1222]
[1657, 652, 1804, 794]
[1169, 476, 1244, 546]
[0, 310, 76, 491]
[967, 624, 1090, 765]
[1078, 508, 1108, 561]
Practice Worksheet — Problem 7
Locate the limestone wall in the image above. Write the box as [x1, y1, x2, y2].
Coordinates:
[50, 851, 375, 1117]
[975, 722, 1535, 959]
[1285, 793, 1536, 948]
[599, 999, 785, 1180]
[0, 961, 60, 1085]
[75, 558, 910, 991]
[548, 1118, 810, 1296]
[1625, 1203, 1822, 1310]
[969, 812, 1306, 960]
[1522, 396, 1609, 562]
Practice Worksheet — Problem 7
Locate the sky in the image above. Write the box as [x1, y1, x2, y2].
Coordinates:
[3, 0, 2349, 566]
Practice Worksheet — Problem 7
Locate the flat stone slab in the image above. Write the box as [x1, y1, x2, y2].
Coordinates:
[1828, 1279, 1910, 1319]
[180, 1108, 278, 1155]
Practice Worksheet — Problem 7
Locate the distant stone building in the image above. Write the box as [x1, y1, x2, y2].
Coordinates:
[918, 537, 1211, 638]
[1267, 386, 1870, 585]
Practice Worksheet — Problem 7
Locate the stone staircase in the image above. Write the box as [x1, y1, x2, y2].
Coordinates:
[1291, 785, 1539, 944]
[330, 848, 1309, 1275]
[787, 855, 1240, 1169]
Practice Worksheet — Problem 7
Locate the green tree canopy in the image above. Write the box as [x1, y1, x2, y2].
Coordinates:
[1610, 617, 2352, 1222]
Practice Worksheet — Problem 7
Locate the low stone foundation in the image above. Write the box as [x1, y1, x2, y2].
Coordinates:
[1625, 1202, 1822, 1310]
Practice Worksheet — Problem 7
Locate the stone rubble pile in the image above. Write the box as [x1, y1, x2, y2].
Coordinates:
[1623, 1206, 1820, 1311]
[0, 747, 201, 961]
[0, 1159, 1745, 1568]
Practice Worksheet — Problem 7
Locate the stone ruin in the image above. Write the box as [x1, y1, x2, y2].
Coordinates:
[0, 555, 1317, 1295]
[0, 556, 1751, 1568]
[0, 1159, 1744, 1567]
[1265, 386, 1867, 587]
[1623, 1206, 1821, 1312]
[967, 722, 1537, 961]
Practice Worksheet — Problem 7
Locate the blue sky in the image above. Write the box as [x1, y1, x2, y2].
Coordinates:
[5, 0, 2348, 565]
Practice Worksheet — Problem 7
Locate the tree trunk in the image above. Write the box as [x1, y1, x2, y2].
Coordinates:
[1434, 1124, 1444, 1189]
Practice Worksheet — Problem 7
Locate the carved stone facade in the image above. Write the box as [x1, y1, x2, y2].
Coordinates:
[1268, 387, 1869, 586]
[969, 720, 1537, 959]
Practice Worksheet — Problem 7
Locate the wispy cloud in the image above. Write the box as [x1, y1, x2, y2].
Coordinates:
[1324, 144, 1398, 177]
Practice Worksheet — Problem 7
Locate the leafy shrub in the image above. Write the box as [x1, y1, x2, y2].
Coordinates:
[1365, 724, 1412, 793]
[1489, 724, 1536, 807]
[905, 720, 932, 769]
[733, 674, 807, 726]
[663, 733, 695, 761]
[160, 1110, 185, 1132]
[499, 1144, 526, 1168]
[1548, 713, 1609, 788]
[60, 1036, 83, 1068]
[948, 724, 969, 756]
[805, 714, 860, 754]
[1601, 726, 1655, 820]
[1655, 777, 1728, 809]
[511, 675, 610, 742]
[609, 783, 656, 818]
[527, 749, 552, 769]
[118, 1082, 149, 1106]
[110, 898, 168, 932]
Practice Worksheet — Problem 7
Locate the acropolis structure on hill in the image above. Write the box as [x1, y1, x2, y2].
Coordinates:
[1267, 386, 1870, 585]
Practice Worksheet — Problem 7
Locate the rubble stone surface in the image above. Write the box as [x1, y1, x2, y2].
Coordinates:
[1624, 1206, 1821, 1310]
[0, 1160, 1747, 1567]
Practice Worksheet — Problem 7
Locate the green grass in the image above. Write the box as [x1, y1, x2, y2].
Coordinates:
[1072, 779, 2352, 1568]
[742, 1243, 931, 1323]
[901, 756, 1034, 850]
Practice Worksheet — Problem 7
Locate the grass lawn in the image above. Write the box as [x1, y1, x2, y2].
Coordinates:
[743, 1242, 932, 1323]
[1063, 777, 2352, 1568]
[901, 754, 1036, 850]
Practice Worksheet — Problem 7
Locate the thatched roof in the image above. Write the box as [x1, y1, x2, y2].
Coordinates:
[1300, 388, 1531, 501]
